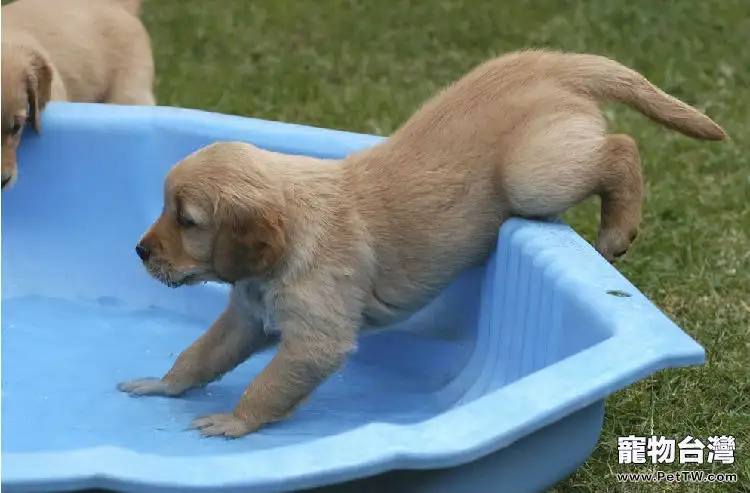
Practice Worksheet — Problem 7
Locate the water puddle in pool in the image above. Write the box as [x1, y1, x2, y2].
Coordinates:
[1, 295, 462, 455]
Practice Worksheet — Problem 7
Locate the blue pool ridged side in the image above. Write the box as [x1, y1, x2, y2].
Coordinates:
[1, 103, 706, 493]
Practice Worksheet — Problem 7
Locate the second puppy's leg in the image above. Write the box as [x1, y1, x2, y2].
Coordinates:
[106, 55, 156, 106]
[107, 80, 155, 106]
[118, 305, 272, 397]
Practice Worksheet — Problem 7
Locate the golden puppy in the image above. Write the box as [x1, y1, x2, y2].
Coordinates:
[119, 50, 726, 438]
[1, 0, 155, 190]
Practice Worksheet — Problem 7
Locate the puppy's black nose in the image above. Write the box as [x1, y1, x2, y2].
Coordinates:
[135, 243, 151, 262]
[1, 175, 12, 189]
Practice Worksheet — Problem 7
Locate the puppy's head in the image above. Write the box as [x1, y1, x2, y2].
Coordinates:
[1, 42, 53, 190]
[136, 142, 288, 287]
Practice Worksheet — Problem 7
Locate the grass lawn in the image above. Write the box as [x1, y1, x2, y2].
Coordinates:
[6, 0, 748, 491]
[143, 1, 749, 490]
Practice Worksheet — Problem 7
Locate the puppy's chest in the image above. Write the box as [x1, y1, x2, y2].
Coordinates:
[232, 280, 279, 335]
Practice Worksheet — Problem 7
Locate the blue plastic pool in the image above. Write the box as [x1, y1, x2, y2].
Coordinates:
[1, 103, 706, 493]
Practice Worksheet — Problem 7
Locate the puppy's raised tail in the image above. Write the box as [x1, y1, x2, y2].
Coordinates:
[111, 0, 141, 16]
[552, 52, 727, 141]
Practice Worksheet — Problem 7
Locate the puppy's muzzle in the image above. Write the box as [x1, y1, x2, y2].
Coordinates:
[135, 242, 151, 262]
[135, 239, 196, 288]
[1, 174, 14, 190]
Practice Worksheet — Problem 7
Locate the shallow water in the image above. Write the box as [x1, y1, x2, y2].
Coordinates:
[1, 295, 472, 456]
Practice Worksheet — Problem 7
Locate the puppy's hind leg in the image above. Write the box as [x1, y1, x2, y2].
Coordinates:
[501, 114, 608, 222]
[593, 134, 643, 263]
[500, 112, 642, 263]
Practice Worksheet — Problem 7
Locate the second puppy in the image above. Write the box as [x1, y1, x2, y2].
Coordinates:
[119, 50, 726, 438]
[1, 0, 156, 190]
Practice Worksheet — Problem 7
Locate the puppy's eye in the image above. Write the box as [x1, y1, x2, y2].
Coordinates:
[9, 122, 22, 136]
[177, 214, 197, 228]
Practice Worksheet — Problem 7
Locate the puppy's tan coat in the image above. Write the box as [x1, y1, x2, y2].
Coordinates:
[1, 0, 155, 189]
[120, 50, 726, 438]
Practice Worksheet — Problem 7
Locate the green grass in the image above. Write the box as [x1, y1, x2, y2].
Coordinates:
[144, 2, 749, 491]
[7, 0, 749, 490]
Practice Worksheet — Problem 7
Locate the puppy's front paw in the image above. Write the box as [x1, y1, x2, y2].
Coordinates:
[117, 377, 187, 397]
[189, 413, 260, 438]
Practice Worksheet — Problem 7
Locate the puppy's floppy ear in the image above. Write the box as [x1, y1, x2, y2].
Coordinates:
[26, 49, 53, 134]
[212, 197, 287, 282]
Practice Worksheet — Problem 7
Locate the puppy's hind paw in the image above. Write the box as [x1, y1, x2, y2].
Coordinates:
[189, 413, 260, 438]
[117, 377, 185, 397]
[595, 228, 638, 264]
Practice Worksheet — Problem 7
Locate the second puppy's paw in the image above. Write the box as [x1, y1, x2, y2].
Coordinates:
[117, 377, 187, 397]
